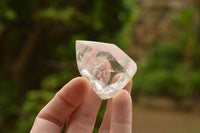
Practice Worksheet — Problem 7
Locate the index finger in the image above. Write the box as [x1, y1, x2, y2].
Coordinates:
[30, 77, 90, 133]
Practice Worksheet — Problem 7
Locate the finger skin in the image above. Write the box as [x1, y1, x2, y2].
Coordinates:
[66, 88, 102, 133]
[30, 77, 90, 133]
[110, 90, 132, 133]
[99, 80, 132, 133]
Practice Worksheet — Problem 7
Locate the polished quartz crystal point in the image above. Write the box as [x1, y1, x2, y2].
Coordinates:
[76, 40, 137, 99]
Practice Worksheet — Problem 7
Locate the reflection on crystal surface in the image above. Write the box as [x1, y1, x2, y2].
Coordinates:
[76, 40, 137, 99]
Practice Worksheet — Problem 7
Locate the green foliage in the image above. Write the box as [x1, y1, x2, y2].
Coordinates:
[4, 9, 16, 20]
[134, 62, 198, 100]
[0, 70, 18, 131]
[133, 4, 200, 101]
[38, 7, 75, 23]
[149, 44, 182, 69]
[134, 41, 200, 100]
[190, 70, 200, 92]
[170, 6, 195, 28]
[15, 90, 54, 133]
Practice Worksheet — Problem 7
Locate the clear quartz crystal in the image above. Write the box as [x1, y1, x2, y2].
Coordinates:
[76, 40, 137, 99]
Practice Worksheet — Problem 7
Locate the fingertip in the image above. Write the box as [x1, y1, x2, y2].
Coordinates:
[57, 77, 91, 107]
[113, 90, 132, 106]
[68, 77, 91, 91]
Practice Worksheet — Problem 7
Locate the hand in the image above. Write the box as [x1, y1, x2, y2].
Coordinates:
[30, 77, 132, 133]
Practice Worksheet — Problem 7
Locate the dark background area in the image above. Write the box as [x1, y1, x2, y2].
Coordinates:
[0, 0, 200, 133]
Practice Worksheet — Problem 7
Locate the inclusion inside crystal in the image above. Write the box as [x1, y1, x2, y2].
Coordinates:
[76, 40, 137, 99]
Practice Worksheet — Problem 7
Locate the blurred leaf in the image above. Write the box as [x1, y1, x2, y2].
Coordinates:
[38, 7, 57, 18]
[16, 90, 54, 133]
[4, 9, 17, 20]
[170, 6, 195, 28]
[38, 7, 74, 23]
[149, 44, 182, 69]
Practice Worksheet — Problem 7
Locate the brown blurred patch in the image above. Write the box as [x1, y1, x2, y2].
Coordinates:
[133, 96, 200, 133]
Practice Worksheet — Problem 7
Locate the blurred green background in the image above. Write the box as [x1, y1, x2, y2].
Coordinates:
[0, 0, 200, 133]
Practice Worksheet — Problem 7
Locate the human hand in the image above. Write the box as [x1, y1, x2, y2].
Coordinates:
[30, 77, 132, 133]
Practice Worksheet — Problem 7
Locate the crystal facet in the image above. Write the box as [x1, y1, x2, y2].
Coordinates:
[76, 40, 137, 99]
